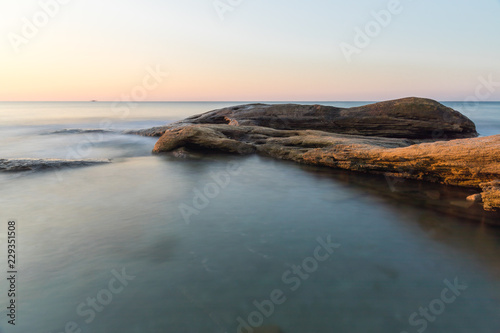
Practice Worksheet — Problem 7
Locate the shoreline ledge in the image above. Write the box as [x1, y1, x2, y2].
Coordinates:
[137, 97, 499, 212]
[0, 158, 111, 172]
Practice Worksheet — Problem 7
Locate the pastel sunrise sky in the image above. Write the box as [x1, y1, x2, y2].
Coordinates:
[1, 0, 499, 101]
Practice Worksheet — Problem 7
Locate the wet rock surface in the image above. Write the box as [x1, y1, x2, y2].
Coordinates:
[0, 158, 111, 172]
[133, 97, 478, 139]
[140, 98, 499, 211]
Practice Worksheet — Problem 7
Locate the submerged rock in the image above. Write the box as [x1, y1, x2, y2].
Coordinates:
[0, 158, 111, 172]
[136, 97, 478, 139]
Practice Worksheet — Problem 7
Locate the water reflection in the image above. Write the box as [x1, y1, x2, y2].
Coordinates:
[295, 160, 500, 226]
[1, 152, 500, 333]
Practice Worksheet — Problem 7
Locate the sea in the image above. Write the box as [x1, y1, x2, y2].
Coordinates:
[0, 101, 499, 333]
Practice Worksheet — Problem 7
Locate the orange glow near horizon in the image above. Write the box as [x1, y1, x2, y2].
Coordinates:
[1, 1, 499, 102]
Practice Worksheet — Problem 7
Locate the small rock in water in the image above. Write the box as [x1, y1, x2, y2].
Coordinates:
[466, 193, 482, 202]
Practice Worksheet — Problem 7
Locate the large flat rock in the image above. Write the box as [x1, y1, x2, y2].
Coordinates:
[152, 124, 500, 212]
[142, 97, 499, 212]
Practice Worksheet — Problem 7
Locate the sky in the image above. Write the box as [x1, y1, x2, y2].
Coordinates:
[0, 0, 500, 101]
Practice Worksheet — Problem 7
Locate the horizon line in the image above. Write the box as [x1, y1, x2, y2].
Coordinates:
[1, 100, 498, 103]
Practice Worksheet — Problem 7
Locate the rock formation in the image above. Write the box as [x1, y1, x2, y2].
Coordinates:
[133, 97, 478, 139]
[136, 97, 499, 212]
[0, 158, 111, 172]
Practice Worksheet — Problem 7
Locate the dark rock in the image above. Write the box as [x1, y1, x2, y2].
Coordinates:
[42, 129, 115, 135]
[136, 97, 478, 139]
[0, 158, 111, 172]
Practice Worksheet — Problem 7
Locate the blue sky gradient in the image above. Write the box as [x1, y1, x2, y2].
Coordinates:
[1, 0, 499, 101]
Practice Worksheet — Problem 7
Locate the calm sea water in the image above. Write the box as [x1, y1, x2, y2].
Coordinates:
[0, 101, 499, 333]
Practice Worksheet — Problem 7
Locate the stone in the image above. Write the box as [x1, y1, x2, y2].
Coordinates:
[151, 124, 500, 211]
[0, 158, 111, 172]
[141, 98, 499, 212]
[133, 97, 478, 139]
[466, 193, 482, 202]
[480, 181, 500, 211]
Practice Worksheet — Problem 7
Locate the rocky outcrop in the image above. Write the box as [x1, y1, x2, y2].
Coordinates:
[142, 98, 499, 211]
[152, 124, 500, 210]
[42, 129, 115, 135]
[134, 97, 478, 139]
[0, 158, 111, 172]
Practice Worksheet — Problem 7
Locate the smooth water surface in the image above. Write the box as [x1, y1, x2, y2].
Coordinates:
[0, 102, 499, 333]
